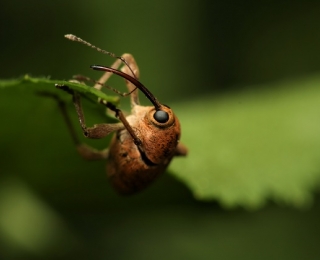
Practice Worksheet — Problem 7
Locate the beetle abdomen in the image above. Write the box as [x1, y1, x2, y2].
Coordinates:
[106, 131, 172, 194]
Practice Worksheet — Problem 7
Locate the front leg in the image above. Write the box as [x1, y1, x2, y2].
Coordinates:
[56, 84, 124, 139]
[50, 84, 124, 160]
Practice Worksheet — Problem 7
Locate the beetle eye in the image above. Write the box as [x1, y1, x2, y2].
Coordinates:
[154, 110, 169, 123]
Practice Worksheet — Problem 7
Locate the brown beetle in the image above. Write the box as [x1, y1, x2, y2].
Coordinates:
[54, 35, 187, 194]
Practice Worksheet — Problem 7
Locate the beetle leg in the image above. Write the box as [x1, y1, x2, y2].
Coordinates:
[100, 99, 144, 151]
[56, 84, 124, 137]
[93, 58, 122, 90]
[37, 91, 80, 145]
[76, 144, 109, 160]
[93, 53, 140, 107]
[39, 91, 114, 160]
[119, 54, 140, 107]
[174, 143, 188, 156]
[70, 87, 124, 136]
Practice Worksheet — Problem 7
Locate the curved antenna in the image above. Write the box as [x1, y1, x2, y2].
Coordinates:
[72, 75, 137, 97]
[64, 34, 137, 79]
[91, 65, 162, 110]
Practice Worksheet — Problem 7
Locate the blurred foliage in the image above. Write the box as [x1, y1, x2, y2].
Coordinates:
[2, 75, 320, 210]
[171, 75, 320, 209]
[1, 0, 320, 259]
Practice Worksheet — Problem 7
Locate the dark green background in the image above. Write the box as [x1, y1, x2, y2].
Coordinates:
[1, 1, 320, 259]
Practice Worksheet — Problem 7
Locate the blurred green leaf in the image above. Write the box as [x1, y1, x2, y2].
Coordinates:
[0, 177, 78, 256]
[171, 76, 320, 209]
[1, 75, 320, 210]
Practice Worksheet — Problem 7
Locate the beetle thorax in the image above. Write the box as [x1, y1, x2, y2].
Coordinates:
[124, 105, 181, 165]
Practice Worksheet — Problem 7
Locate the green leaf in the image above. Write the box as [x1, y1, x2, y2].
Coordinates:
[0, 75, 119, 104]
[170, 75, 320, 209]
[1, 75, 320, 210]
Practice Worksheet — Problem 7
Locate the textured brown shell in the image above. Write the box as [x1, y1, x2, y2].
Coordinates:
[106, 105, 181, 194]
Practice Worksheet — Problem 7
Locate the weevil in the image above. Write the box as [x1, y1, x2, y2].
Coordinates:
[52, 34, 187, 194]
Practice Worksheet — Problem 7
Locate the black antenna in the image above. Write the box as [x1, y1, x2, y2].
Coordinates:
[91, 65, 162, 110]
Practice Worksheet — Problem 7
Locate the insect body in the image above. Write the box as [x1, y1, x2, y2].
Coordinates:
[55, 35, 187, 194]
